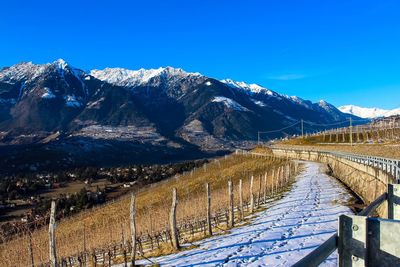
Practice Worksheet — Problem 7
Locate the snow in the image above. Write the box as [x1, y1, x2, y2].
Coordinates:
[126, 162, 353, 267]
[289, 96, 312, 109]
[54, 58, 68, 70]
[41, 87, 56, 99]
[205, 81, 212, 86]
[318, 100, 336, 112]
[212, 96, 250, 111]
[221, 79, 275, 96]
[339, 105, 400, 118]
[90, 66, 202, 87]
[251, 98, 267, 107]
[87, 97, 105, 109]
[64, 95, 82, 107]
[0, 61, 47, 83]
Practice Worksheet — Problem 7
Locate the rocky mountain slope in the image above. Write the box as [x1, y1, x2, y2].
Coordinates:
[0, 59, 359, 173]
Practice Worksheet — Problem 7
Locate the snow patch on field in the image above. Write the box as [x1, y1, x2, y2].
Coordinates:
[125, 162, 353, 267]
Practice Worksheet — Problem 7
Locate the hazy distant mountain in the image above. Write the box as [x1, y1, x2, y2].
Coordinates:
[339, 105, 400, 118]
[0, 59, 360, 172]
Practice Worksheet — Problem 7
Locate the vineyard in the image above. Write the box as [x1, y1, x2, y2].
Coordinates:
[0, 151, 298, 266]
[299, 116, 400, 144]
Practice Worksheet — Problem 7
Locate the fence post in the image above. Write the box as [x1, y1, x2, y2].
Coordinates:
[388, 184, 400, 220]
[28, 231, 35, 267]
[49, 200, 57, 267]
[338, 215, 366, 266]
[239, 179, 244, 220]
[206, 183, 212, 236]
[276, 167, 281, 193]
[250, 175, 254, 213]
[130, 193, 137, 266]
[170, 188, 180, 250]
[271, 169, 275, 195]
[263, 172, 267, 203]
[228, 180, 234, 228]
[256, 175, 261, 207]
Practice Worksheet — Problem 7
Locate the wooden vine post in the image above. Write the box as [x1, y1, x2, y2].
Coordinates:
[228, 180, 234, 228]
[276, 167, 280, 193]
[28, 231, 35, 267]
[205, 183, 212, 236]
[271, 169, 275, 195]
[263, 172, 267, 203]
[257, 175, 262, 207]
[130, 193, 137, 267]
[250, 175, 254, 213]
[169, 188, 180, 250]
[49, 200, 57, 267]
[239, 179, 244, 220]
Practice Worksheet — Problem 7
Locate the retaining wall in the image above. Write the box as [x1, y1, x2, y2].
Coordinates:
[271, 148, 395, 217]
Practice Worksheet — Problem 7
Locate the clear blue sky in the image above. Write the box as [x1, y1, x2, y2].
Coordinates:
[1, 0, 399, 109]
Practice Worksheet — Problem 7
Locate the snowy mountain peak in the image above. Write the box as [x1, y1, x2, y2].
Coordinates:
[52, 58, 69, 70]
[339, 105, 400, 118]
[317, 100, 331, 111]
[90, 66, 202, 87]
[0, 61, 47, 83]
[220, 79, 275, 96]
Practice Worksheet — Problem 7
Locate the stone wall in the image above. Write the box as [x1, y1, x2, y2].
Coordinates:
[272, 148, 395, 217]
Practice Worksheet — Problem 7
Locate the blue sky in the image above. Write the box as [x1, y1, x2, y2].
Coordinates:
[1, 0, 399, 109]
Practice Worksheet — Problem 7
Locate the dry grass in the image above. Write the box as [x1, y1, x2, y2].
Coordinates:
[0, 152, 289, 266]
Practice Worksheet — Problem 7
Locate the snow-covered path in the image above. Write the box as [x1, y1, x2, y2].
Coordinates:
[134, 162, 354, 266]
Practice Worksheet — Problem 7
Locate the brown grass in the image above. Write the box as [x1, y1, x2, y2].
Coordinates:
[0, 152, 290, 266]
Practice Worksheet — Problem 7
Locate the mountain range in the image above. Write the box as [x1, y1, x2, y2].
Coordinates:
[339, 105, 400, 118]
[0, 59, 359, 173]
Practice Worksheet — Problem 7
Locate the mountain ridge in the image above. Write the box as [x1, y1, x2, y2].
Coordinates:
[0, 59, 361, 173]
[339, 104, 400, 118]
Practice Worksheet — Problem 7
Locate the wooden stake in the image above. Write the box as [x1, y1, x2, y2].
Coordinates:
[206, 183, 212, 236]
[228, 180, 234, 228]
[130, 193, 137, 267]
[263, 172, 267, 203]
[271, 169, 275, 195]
[257, 175, 262, 207]
[169, 188, 180, 250]
[250, 175, 254, 213]
[49, 200, 57, 267]
[28, 231, 34, 267]
[239, 179, 244, 220]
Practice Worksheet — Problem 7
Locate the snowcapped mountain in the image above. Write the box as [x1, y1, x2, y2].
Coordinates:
[90, 66, 206, 98]
[90, 66, 202, 87]
[339, 105, 400, 118]
[0, 59, 360, 172]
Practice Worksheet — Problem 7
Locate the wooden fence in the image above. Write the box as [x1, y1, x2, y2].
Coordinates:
[23, 159, 298, 267]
